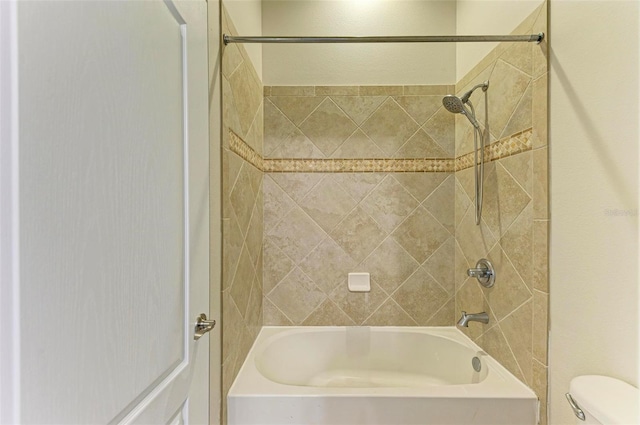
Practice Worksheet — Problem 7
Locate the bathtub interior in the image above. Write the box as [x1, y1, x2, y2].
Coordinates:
[255, 327, 489, 387]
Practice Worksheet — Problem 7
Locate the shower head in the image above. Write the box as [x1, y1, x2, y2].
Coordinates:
[442, 95, 481, 129]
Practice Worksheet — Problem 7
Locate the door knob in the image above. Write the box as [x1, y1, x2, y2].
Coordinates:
[194, 313, 216, 340]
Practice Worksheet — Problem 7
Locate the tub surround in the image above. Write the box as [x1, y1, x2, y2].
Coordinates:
[221, 1, 548, 424]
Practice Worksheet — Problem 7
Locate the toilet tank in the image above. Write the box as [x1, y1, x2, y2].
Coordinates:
[568, 375, 639, 425]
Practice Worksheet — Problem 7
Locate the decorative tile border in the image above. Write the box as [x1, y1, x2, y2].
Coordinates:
[229, 128, 532, 173]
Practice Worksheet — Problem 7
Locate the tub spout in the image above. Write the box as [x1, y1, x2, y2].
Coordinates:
[457, 311, 489, 327]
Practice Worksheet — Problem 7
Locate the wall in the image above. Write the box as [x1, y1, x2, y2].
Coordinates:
[261, 1, 456, 86]
[260, 85, 456, 326]
[220, 6, 264, 424]
[548, 2, 639, 424]
[454, 3, 548, 423]
[456, 0, 543, 81]
[223, 0, 262, 78]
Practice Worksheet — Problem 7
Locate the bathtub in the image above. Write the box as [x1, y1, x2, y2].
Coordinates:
[228, 326, 538, 425]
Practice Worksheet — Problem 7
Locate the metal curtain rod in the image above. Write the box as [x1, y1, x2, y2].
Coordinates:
[223, 33, 544, 45]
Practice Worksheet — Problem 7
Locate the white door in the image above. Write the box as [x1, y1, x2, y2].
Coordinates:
[0, 0, 214, 423]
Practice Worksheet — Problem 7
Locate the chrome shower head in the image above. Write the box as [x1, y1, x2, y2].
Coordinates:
[442, 95, 465, 114]
[442, 95, 481, 129]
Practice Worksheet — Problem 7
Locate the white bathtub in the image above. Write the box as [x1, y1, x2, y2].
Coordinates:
[228, 326, 538, 425]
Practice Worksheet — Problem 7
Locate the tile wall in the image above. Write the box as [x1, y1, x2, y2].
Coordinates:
[220, 6, 263, 423]
[454, 2, 549, 424]
[261, 86, 458, 326]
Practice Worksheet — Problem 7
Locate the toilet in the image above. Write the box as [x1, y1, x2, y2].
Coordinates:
[567, 375, 640, 424]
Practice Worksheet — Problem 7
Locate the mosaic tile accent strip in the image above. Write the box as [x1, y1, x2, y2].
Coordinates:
[230, 128, 532, 174]
[229, 130, 263, 170]
[455, 128, 533, 172]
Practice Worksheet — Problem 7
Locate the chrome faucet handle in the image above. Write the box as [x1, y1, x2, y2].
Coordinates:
[466, 258, 495, 288]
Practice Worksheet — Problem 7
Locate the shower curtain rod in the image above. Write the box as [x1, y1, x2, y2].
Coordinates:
[223, 33, 544, 45]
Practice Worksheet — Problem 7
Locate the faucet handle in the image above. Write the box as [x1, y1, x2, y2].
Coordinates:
[467, 258, 495, 288]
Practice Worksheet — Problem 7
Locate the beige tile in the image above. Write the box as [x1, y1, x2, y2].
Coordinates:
[222, 77, 242, 143]
[454, 176, 472, 228]
[393, 267, 450, 325]
[392, 206, 451, 264]
[222, 290, 243, 362]
[299, 98, 358, 156]
[453, 204, 498, 267]
[223, 217, 243, 291]
[501, 82, 533, 139]
[486, 60, 531, 139]
[426, 297, 455, 326]
[330, 206, 387, 263]
[482, 162, 531, 238]
[263, 99, 317, 158]
[245, 198, 264, 266]
[533, 290, 549, 364]
[533, 220, 549, 292]
[394, 96, 443, 125]
[403, 85, 452, 96]
[476, 325, 525, 383]
[363, 298, 418, 326]
[302, 299, 355, 326]
[532, 75, 548, 148]
[500, 151, 533, 196]
[230, 246, 256, 318]
[533, 147, 548, 219]
[333, 173, 385, 202]
[244, 101, 264, 156]
[269, 96, 325, 126]
[454, 240, 470, 292]
[300, 176, 357, 233]
[263, 175, 295, 232]
[245, 278, 263, 331]
[423, 175, 455, 234]
[267, 267, 326, 324]
[299, 237, 357, 295]
[263, 86, 272, 97]
[316, 86, 359, 96]
[228, 60, 262, 137]
[359, 86, 403, 96]
[500, 41, 533, 76]
[361, 237, 420, 295]
[331, 129, 386, 159]
[329, 280, 388, 325]
[222, 42, 243, 80]
[267, 206, 326, 264]
[331, 95, 387, 125]
[395, 129, 449, 159]
[533, 359, 548, 425]
[500, 299, 533, 385]
[424, 107, 455, 157]
[269, 173, 324, 203]
[229, 163, 257, 235]
[424, 237, 455, 295]
[500, 203, 533, 289]
[263, 297, 293, 325]
[394, 172, 449, 203]
[263, 238, 295, 294]
[270, 86, 315, 96]
[360, 175, 419, 233]
[361, 98, 420, 156]
[484, 245, 532, 321]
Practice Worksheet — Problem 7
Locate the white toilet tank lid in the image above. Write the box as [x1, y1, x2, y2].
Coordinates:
[570, 375, 640, 424]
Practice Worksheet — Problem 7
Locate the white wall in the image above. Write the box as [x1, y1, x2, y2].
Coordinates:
[261, 0, 456, 86]
[456, 0, 542, 80]
[549, 1, 639, 424]
[224, 0, 262, 78]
